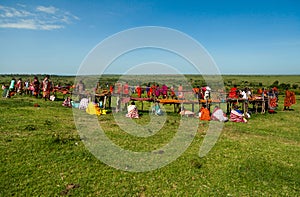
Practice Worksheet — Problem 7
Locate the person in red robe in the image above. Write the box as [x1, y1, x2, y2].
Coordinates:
[109, 85, 114, 94]
[199, 105, 210, 121]
[136, 85, 142, 98]
[284, 88, 296, 110]
[228, 85, 238, 98]
[151, 84, 156, 97]
[123, 82, 129, 95]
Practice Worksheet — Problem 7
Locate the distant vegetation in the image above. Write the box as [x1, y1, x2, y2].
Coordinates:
[1, 74, 300, 95]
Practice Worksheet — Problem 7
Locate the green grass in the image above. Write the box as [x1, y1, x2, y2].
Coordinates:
[1, 92, 300, 196]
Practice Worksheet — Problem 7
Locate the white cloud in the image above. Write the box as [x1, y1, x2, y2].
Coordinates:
[0, 19, 36, 29]
[0, 19, 63, 30]
[0, 4, 79, 30]
[36, 6, 57, 14]
[0, 5, 32, 18]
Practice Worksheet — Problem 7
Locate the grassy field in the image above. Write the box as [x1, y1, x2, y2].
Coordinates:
[0, 84, 299, 196]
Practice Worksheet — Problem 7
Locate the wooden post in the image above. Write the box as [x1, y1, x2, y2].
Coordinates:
[103, 96, 107, 109]
[226, 101, 230, 115]
[108, 95, 111, 108]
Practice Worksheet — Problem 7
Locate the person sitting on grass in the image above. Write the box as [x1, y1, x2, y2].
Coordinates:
[152, 101, 163, 116]
[199, 105, 210, 121]
[179, 107, 195, 117]
[230, 105, 247, 123]
[62, 97, 72, 107]
[211, 106, 228, 122]
[126, 101, 139, 119]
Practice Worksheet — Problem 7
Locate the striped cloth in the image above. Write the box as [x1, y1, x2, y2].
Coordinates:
[230, 110, 247, 123]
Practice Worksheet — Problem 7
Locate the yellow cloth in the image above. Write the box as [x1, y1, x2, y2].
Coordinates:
[86, 102, 101, 115]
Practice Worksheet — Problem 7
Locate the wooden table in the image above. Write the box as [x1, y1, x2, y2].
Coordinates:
[226, 97, 267, 115]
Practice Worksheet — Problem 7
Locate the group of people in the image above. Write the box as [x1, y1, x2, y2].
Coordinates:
[228, 84, 296, 111]
[2, 75, 53, 101]
[110, 82, 210, 100]
[123, 85, 296, 123]
[123, 99, 230, 122]
[112, 82, 180, 99]
[178, 105, 228, 122]
[124, 101, 164, 119]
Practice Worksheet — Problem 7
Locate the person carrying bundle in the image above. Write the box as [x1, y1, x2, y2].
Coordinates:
[211, 106, 228, 122]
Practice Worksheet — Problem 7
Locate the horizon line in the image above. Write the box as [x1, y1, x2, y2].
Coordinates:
[1, 73, 300, 76]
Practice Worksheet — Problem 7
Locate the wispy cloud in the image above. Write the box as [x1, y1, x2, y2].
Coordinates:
[0, 4, 79, 30]
[36, 5, 57, 14]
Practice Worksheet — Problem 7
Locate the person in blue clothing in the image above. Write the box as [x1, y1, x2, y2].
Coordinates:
[9, 78, 16, 91]
[152, 101, 163, 115]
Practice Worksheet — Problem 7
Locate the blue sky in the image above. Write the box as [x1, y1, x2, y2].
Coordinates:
[0, 0, 300, 75]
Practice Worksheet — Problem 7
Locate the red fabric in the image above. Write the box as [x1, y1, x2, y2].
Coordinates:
[284, 90, 296, 107]
[200, 107, 210, 121]
[228, 87, 238, 98]
[109, 85, 114, 93]
[123, 84, 129, 95]
[136, 86, 142, 97]
[269, 97, 277, 109]
[230, 110, 246, 123]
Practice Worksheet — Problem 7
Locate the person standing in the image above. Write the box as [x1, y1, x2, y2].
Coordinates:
[146, 83, 151, 98]
[9, 78, 16, 92]
[16, 78, 23, 95]
[178, 84, 184, 99]
[123, 82, 129, 96]
[75, 80, 85, 100]
[136, 84, 142, 98]
[161, 84, 168, 99]
[41, 75, 52, 101]
[24, 79, 30, 95]
[32, 76, 40, 98]
[284, 87, 296, 110]
[7, 78, 16, 97]
[155, 84, 161, 99]
[228, 85, 238, 98]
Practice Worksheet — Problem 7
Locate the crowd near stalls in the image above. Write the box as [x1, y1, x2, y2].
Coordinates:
[2, 75, 72, 101]
[2, 77, 297, 123]
[70, 80, 297, 123]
